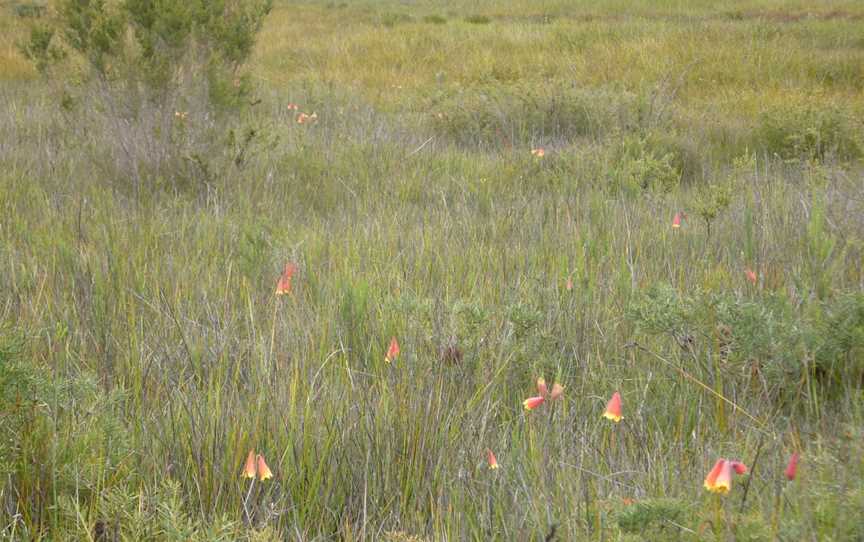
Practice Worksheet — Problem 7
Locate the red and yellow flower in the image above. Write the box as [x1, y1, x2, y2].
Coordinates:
[275, 263, 297, 295]
[385, 337, 400, 363]
[242, 450, 257, 479]
[486, 448, 499, 470]
[704, 458, 747, 494]
[523, 376, 564, 410]
[602, 392, 623, 423]
[256, 454, 273, 481]
[785, 452, 799, 481]
[523, 396, 545, 410]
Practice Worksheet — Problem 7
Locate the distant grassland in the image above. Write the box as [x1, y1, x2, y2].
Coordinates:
[1, 1, 864, 540]
[252, 2, 864, 108]
[247, 0, 864, 169]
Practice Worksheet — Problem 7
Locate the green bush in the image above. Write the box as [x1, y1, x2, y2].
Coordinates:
[21, 0, 273, 198]
[422, 14, 447, 25]
[0, 329, 134, 537]
[43, 0, 273, 94]
[808, 293, 864, 386]
[691, 180, 733, 237]
[710, 293, 805, 386]
[610, 136, 681, 195]
[615, 498, 691, 538]
[13, 2, 47, 19]
[628, 284, 864, 403]
[464, 14, 491, 25]
[754, 103, 862, 162]
[641, 132, 703, 184]
[628, 282, 694, 338]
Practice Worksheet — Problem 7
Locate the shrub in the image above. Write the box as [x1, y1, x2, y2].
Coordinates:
[464, 15, 491, 24]
[628, 282, 694, 339]
[615, 498, 691, 537]
[641, 131, 703, 184]
[13, 2, 46, 19]
[628, 283, 864, 404]
[611, 136, 681, 195]
[754, 103, 862, 162]
[691, 180, 733, 237]
[808, 293, 864, 386]
[422, 14, 447, 25]
[21, 0, 273, 199]
[710, 293, 805, 387]
[0, 328, 134, 536]
[19, 25, 65, 73]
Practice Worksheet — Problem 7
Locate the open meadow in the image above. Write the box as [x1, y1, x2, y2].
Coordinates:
[1, 0, 864, 539]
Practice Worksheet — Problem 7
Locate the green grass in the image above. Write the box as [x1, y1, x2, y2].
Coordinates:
[1, 0, 864, 540]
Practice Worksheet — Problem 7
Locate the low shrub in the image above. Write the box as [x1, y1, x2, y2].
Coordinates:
[427, 83, 639, 148]
[422, 14, 447, 25]
[754, 103, 862, 162]
[0, 329, 134, 537]
[464, 15, 491, 25]
[628, 284, 864, 405]
[609, 135, 682, 195]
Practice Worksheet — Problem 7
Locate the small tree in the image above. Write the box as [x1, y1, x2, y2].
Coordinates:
[22, 0, 273, 198]
[26, 0, 271, 99]
[692, 181, 732, 238]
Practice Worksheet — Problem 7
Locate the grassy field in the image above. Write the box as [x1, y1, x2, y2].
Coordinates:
[2, 0, 864, 540]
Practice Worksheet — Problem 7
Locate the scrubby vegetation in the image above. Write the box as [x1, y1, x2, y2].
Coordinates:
[1, 0, 863, 539]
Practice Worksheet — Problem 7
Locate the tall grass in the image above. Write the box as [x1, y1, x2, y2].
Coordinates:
[1, 0, 863, 540]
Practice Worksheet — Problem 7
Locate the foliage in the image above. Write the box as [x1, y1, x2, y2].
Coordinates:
[19, 0, 273, 198]
[629, 284, 864, 403]
[613, 135, 682, 195]
[691, 181, 732, 237]
[755, 102, 862, 162]
[615, 498, 691, 537]
[427, 83, 639, 148]
[0, 329, 134, 538]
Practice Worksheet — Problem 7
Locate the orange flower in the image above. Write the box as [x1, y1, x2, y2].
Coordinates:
[531, 148, 545, 158]
[536, 377, 548, 397]
[672, 212, 683, 228]
[486, 448, 499, 470]
[287, 103, 299, 111]
[704, 459, 746, 494]
[602, 392, 623, 422]
[785, 452, 799, 481]
[550, 383, 564, 400]
[241, 450, 257, 479]
[565, 276, 573, 291]
[275, 262, 297, 295]
[256, 454, 273, 481]
[704, 459, 732, 494]
[297, 113, 310, 124]
[523, 396, 545, 410]
[385, 336, 400, 363]
[745, 268, 757, 284]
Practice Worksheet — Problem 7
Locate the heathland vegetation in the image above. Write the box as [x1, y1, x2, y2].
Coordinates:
[1, 0, 863, 539]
